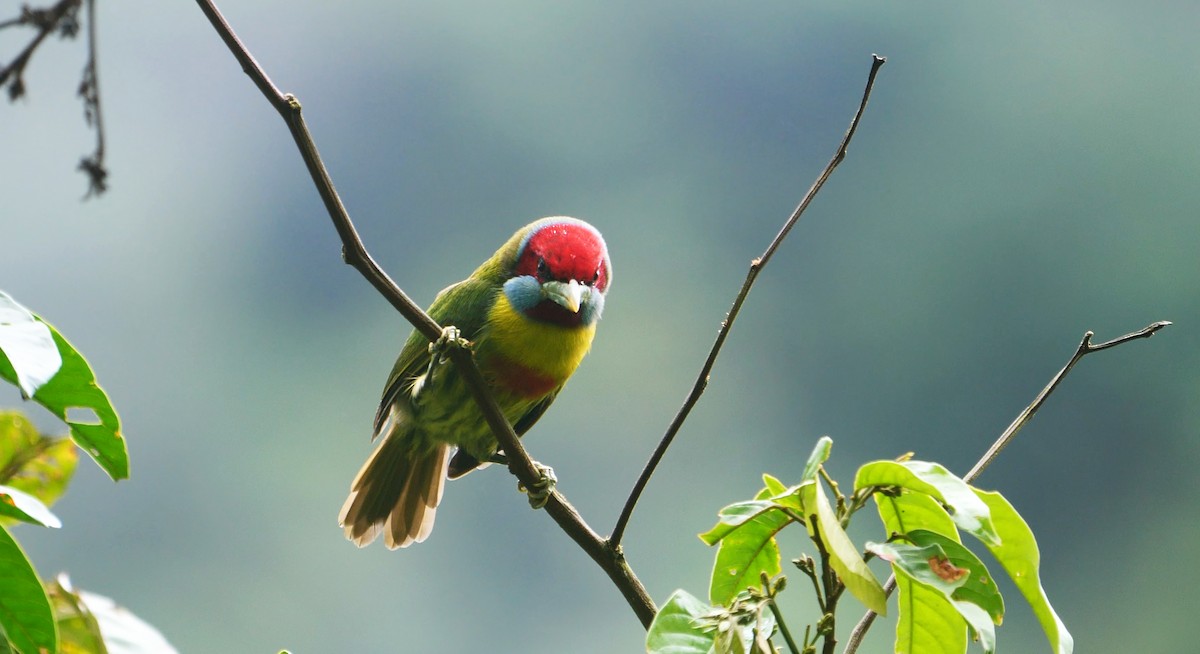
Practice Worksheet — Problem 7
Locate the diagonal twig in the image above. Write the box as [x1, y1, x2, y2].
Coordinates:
[192, 0, 657, 628]
[609, 54, 887, 548]
[840, 320, 1171, 654]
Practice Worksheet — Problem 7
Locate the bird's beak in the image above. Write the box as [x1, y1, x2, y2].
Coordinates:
[543, 279, 587, 313]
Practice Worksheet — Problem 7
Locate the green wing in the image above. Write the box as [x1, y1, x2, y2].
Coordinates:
[372, 278, 500, 435]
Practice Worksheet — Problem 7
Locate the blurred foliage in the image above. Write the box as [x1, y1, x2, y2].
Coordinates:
[0, 291, 175, 653]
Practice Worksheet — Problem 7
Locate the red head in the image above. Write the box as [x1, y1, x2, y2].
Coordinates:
[505, 217, 611, 327]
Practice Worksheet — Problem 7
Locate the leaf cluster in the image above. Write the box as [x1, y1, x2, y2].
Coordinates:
[647, 438, 1073, 654]
[0, 290, 172, 654]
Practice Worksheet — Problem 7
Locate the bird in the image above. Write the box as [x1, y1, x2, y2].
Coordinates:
[339, 216, 612, 549]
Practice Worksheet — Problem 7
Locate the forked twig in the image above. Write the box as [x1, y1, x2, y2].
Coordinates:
[840, 320, 1171, 654]
[192, 0, 656, 627]
[609, 54, 887, 548]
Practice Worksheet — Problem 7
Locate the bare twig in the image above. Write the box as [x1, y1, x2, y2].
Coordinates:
[609, 54, 887, 548]
[841, 320, 1171, 654]
[1, 0, 80, 100]
[77, 0, 106, 196]
[192, 0, 657, 628]
[3, 0, 105, 195]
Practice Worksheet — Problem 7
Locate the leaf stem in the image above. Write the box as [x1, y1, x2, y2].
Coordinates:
[769, 597, 803, 654]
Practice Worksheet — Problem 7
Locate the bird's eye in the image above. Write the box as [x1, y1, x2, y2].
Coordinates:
[537, 257, 549, 279]
[591, 268, 600, 286]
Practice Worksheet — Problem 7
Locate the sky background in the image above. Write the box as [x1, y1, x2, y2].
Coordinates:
[2, 0, 1198, 652]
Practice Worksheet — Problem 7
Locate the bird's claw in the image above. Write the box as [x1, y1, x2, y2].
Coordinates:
[518, 462, 557, 509]
[425, 326, 471, 380]
[429, 325, 470, 362]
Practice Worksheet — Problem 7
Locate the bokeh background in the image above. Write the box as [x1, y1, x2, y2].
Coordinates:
[3, 0, 1197, 652]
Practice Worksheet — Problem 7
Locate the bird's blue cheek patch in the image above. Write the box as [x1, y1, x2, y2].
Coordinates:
[503, 276, 542, 313]
[580, 291, 604, 325]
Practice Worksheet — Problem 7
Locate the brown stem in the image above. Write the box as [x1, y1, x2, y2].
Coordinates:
[609, 54, 887, 549]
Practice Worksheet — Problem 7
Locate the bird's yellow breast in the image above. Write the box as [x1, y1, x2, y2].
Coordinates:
[481, 295, 597, 393]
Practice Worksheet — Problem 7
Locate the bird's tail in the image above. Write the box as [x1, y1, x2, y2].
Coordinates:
[338, 429, 450, 549]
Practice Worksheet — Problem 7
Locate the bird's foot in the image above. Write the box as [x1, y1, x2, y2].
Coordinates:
[428, 325, 470, 362]
[425, 325, 471, 380]
[488, 452, 510, 466]
[518, 462, 557, 509]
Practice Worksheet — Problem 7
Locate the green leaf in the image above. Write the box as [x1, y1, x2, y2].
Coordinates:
[699, 481, 809, 547]
[699, 500, 777, 546]
[876, 490, 966, 654]
[46, 575, 108, 654]
[0, 292, 62, 399]
[0, 412, 78, 508]
[893, 568, 966, 654]
[707, 506, 787, 606]
[0, 307, 127, 481]
[0, 525, 56, 654]
[646, 589, 715, 654]
[0, 486, 60, 528]
[761, 474, 787, 497]
[866, 530, 1003, 653]
[801, 436, 832, 482]
[875, 486, 958, 541]
[855, 460, 999, 546]
[973, 489, 1073, 654]
[813, 480, 887, 614]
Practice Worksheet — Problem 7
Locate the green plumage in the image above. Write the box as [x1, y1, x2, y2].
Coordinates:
[339, 218, 609, 549]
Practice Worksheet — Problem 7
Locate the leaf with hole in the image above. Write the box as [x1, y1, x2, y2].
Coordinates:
[0, 295, 127, 481]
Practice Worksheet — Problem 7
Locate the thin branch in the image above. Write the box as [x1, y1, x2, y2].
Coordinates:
[609, 54, 887, 548]
[0, 0, 81, 100]
[2, 0, 107, 195]
[192, 0, 656, 628]
[768, 598, 802, 654]
[77, 0, 107, 196]
[841, 320, 1171, 654]
[964, 320, 1170, 483]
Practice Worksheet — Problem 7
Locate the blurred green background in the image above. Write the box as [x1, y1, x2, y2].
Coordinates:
[2, 0, 1197, 652]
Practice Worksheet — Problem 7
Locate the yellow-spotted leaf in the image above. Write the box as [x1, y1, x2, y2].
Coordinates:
[707, 504, 786, 606]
